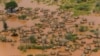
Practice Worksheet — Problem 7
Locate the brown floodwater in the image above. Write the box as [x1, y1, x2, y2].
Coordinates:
[0, 0, 100, 56]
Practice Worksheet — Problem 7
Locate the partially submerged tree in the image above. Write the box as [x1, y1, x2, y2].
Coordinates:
[5, 0, 18, 13]
[3, 20, 8, 31]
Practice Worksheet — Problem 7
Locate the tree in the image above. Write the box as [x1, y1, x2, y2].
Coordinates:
[5, 1, 18, 13]
[3, 20, 8, 31]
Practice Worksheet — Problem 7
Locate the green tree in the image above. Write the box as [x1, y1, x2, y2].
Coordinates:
[5, 1, 18, 13]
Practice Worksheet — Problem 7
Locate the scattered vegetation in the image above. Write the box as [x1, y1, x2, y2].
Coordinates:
[18, 44, 53, 52]
[34, 0, 100, 15]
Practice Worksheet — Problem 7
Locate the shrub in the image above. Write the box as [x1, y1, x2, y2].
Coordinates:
[3, 21, 8, 31]
[65, 32, 78, 41]
[29, 35, 36, 44]
[0, 36, 7, 42]
[79, 26, 88, 32]
[92, 48, 99, 52]
[18, 15, 27, 20]
[18, 45, 27, 52]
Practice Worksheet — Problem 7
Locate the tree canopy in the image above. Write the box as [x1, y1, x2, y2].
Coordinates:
[5, 1, 18, 9]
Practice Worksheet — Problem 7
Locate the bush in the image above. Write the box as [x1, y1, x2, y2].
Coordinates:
[92, 48, 99, 52]
[0, 36, 7, 42]
[79, 26, 88, 32]
[65, 32, 78, 41]
[3, 21, 8, 31]
[18, 45, 27, 52]
[18, 15, 27, 20]
[29, 35, 36, 44]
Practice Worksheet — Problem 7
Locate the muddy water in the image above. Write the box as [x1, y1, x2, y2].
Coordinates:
[0, 14, 99, 56]
[0, 0, 100, 56]
[0, 42, 21, 56]
[0, 0, 58, 56]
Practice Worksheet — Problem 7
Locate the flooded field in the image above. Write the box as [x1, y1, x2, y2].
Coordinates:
[0, 0, 100, 56]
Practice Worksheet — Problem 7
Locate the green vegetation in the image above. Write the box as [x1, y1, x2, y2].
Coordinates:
[35, 54, 48, 56]
[34, 0, 100, 16]
[5, 0, 18, 13]
[18, 45, 27, 52]
[18, 44, 53, 52]
[0, 36, 7, 42]
[93, 1, 100, 13]
[18, 15, 27, 20]
[27, 54, 33, 56]
[76, 0, 87, 3]
[90, 29, 100, 38]
[79, 26, 88, 32]
[65, 32, 78, 41]
[3, 21, 8, 31]
[29, 35, 36, 44]
[92, 48, 99, 52]
[35, 23, 43, 28]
